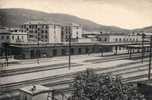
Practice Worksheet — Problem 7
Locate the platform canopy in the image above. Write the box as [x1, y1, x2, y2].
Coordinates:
[127, 44, 150, 49]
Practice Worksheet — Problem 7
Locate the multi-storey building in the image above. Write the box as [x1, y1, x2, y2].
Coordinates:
[0, 28, 27, 46]
[61, 23, 83, 42]
[97, 32, 142, 43]
[19, 21, 62, 43]
[9, 28, 28, 43]
[19, 21, 83, 43]
[0, 28, 28, 56]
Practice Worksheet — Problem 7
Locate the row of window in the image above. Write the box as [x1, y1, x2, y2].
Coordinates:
[0, 35, 24, 40]
[21, 24, 62, 29]
[101, 37, 139, 42]
[115, 38, 138, 42]
[21, 24, 49, 29]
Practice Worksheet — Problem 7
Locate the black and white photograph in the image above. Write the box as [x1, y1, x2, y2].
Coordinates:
[0, 0, 152, 100]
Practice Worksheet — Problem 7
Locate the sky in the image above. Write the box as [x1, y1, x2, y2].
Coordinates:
[0, 0, 152, 29]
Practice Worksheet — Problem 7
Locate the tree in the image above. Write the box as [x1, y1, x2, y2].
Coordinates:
[69, 69, 146, 100]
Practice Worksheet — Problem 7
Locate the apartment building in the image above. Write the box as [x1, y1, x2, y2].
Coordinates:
[19, 21, 62, 43]
[61, 23, 83, 42]
[19, 21, 83, 43]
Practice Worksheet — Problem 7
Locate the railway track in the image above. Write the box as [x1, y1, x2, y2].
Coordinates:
[0, 53, 143, 77]
[0, 57, 150, 91]
[0, 63, 82, 77]
[1, 52, 152, 100]
[0, 63, 151, 100]
[0, 51, 149, 77]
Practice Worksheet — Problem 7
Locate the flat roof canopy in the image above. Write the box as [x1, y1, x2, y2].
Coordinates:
[7, 42, 141, 48]
[127, 45, 150, 49]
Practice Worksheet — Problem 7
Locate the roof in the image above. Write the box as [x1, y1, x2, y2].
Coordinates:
[23, 21, 62, 26]
[8, 42, 141, 48]
[24, 20, 50, 25]
[11, 32, 27, 35]
[138, 80, 152, 86]
[19, 85, 50, 96]
[127, 44, 150, 48]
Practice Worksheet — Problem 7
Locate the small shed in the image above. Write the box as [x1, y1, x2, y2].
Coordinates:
[19, 85, 52, 100]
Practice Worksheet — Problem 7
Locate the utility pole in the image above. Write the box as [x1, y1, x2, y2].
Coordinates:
[141, 33, 145, 63]
[4, 42, 9, 67]
[148, 35, 152, 80]
[37, 29, 40, 64]
[51, 90, 55, 100]
[68, 25, 72, 70]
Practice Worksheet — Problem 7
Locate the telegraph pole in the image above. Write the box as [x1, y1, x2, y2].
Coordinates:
[37, 30, 40, 64]
[68, 25, 72, 70]
[4, 42, 9, 67]
[141, 33, 145, 63]
[148, 35, 152, 80]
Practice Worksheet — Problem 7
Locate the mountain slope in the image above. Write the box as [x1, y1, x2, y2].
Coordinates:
[134, 26, 152, 33]
[0, 8, 129, 32]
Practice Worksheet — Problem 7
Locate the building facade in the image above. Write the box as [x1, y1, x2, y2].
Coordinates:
[97, 32, 142, 43]
[61, 23, 83, 42]
[19, 21, 83, 43]
[9, 28, 28, 43]
[19, 21, 62, 43]
[0, 28, 27, 46]
[8, 43, 111, 59]
[0, 28, 28, 56]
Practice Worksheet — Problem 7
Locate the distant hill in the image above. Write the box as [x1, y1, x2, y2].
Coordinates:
[134, 26, 152, 33]
[0, 8, 129, 32]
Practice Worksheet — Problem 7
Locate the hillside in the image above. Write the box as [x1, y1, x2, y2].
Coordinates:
[134, 26, 152, 33]
[0, 8, 129, 32]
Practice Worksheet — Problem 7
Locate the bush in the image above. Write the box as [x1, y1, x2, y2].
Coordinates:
[69, 69, 146, 100]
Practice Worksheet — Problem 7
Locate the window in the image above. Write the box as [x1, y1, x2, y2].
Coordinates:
[12, 36, 14, 40]
[76, 26, 79, 29]
[119, 46, 121, 50]
[104, 38, 107, 42]
[17, 36, 19, 40]
[78, 48, 81, 54]
[45, 35, 48, 39]
[76, 32, 79, 39]
[53, 49, 57, 56]
[85, 48, 89, 53]
[45, 30, 48, 33]
[69, 48, 74, 55]
[6, 36, 9, 39]
[62, 49, 66, 55]
[123, 38, 125, 42]
[1, 36, 4, 40]
[29, 25, 32, 28]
